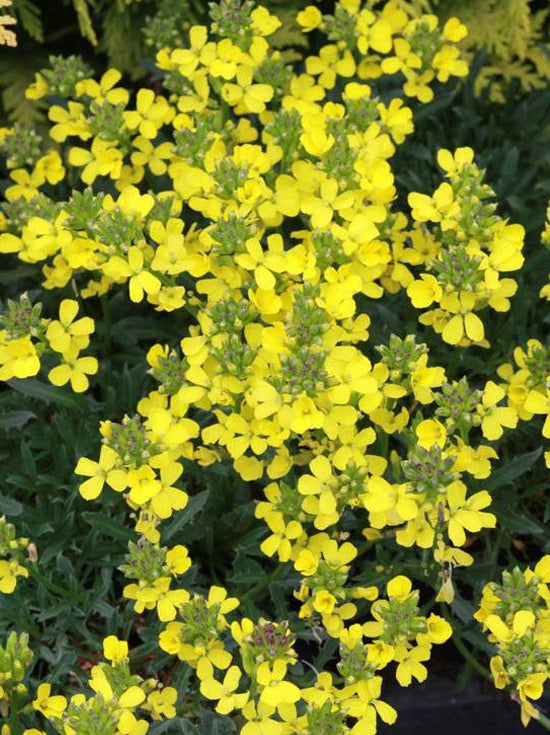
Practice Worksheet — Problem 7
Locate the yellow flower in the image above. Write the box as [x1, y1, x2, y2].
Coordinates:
[35, 151, 66, 185]
[415, 419, 446, 449]
[447, 484, 496, 547]
[145, 687, 178, 719]
[75, 68, 129, 106]
[301, 179, 354, 229]
[68, 138, 123, 184]
[294, 549, 319, 576]
[363, 476, 417, 526]
[490, 655, 509, 688]
[222, 66, 273, 115]
[442, 309, 484, 346]
[0, 558, 28, 593]
[296, 6, 323, 32]
[257, 660, 301, 707]
[48, 101, 91, 142]
[442, 18, 468, 43]
[0, 334, 40, 380]
[524, 388, 550, 437]
[33, 683, 67, 718]
[46, 299, 94, 354]
[25, 72, 49, 100]
[298, 455, 340, 530]
[478, 381, 518, 440]
[103, 246, 161, 303]
[48, 349, 98, 393]
[313, 590, 337, 614]
[75, 445, 127, 500]
[198, 661, 248, 714]
[250, 7, 281, 36]
[409, 182, 458, 228]
[124, 89, 173, 139]
[437, 147, 474, 177]
[395, 645, 430, 686]
[103, 635, 128, 662]
[386, 575, 413, 602]
[424, 614, 452, 644]
[260, 512, 302, 562]
[407, 274, 442, 308]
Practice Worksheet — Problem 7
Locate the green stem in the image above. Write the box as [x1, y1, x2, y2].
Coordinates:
[439, 604, 492, 682]
[8, 691, 21, 735]
[537, 712, 550, 731]
[450, 630, 492, 681]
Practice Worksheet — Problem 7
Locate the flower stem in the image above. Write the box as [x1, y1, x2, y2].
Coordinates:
[439, 604, 492, 681]
[450, 630, 492, 681]
[537, 712, 550, 732]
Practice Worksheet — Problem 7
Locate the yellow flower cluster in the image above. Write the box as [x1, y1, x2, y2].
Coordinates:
[30, 635, 178, 735]
[497, 338, 550, 468]
[397, 0, 550, 102]
[0, 632, 33, 718]
[406, 147, 524, 346]
[297, 2, 468, 103]
[0, 515, 33, 595]
[476, 556, 550, 727]
[0, 294, 97, 392]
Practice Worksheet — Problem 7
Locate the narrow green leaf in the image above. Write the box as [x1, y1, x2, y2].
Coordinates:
[498, 508, 546, 536]
[485, 448, 542, 490]
[81, 512, 136, 541]
[199, 709, 237, 735]
[0, 410, 36, 431]
[162, 490, 209, 543]
[20, 440, 36, 479]
[7, 378, 82, 410]
[151, 719, 198, 734]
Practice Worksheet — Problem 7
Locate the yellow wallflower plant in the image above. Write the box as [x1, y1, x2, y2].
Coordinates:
[1, 0, 550, 733]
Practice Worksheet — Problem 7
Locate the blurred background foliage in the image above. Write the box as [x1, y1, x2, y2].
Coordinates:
[0, 0, 314, 128]
[2, 0, 550, 126]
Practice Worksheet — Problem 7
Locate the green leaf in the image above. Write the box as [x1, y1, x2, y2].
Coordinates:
[0, 494, 23, 516]
[451, 593, 476, 624]
[11, 0, 43, 41]
[0, 411, 35, 431]
[461, 628, 495, 657]
[81, 512, 136, 541]
[0, 264, 36, 284]
[20, 440, 36, 479]
[229, 548, 266, 585]
[73, 0, 97, 44]
[151, 719, 199, 735]
[199, 709, 237, 735]
[7, 378, 83, 410]
[498, 508, 546, 536]
[162, 490, 209, 543]
[0, 54, 46, 127]
[111, 316, 173, 343]
[485, 448, 542, 490]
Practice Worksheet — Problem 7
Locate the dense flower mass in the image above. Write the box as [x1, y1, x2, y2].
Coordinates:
[0, 0, 550, 733]
[476, 557, 550, 727]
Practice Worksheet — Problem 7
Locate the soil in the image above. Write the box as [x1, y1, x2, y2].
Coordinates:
[381, 672, 550, 734]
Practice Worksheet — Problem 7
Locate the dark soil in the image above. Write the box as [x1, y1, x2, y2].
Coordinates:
[381, 672, 549, 734]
